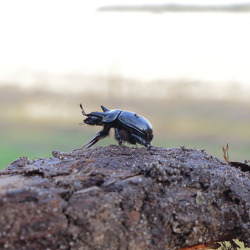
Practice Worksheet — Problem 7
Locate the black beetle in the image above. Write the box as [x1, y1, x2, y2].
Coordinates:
[79, 104, 153, 149]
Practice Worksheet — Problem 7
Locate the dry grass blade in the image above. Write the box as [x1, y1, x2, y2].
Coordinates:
[222, 143, 230, 163]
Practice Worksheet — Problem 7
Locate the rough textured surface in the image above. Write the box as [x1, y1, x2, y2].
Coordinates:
[0, 145, 249, 250]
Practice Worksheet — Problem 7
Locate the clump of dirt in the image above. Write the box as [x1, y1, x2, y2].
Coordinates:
[0, 145, 249, 249]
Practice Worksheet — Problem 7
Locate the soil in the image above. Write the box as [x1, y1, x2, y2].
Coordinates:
[0, 145, 249, 250]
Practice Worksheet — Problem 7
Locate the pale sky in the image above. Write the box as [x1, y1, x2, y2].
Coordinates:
[1, 0, 250, 88]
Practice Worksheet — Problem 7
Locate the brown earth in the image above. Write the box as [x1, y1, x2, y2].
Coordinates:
[0, 145, 249, 249]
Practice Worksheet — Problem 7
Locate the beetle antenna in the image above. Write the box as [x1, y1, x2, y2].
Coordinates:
[80, 103, 86, 114]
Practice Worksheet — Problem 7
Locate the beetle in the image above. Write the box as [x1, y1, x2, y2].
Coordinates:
[79, 104, 153, 149]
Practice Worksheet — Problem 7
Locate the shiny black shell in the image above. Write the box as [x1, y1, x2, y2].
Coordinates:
[117, 111, 153, 142]
[82, 105, 154, 145]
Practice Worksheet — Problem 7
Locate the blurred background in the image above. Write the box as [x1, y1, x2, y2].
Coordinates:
[1, 0, 250, 170]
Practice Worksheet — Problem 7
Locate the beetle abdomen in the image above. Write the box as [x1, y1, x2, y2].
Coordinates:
[118, 111, 153, 142]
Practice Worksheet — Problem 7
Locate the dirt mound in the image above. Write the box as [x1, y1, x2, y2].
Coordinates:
[0, 145, 249, 249]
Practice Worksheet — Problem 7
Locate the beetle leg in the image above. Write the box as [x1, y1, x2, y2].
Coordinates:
[82, 126, 110, 149]
[131, 134, 151, 150]
[114, 128, 123, 146]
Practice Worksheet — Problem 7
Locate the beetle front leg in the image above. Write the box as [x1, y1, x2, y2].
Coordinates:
[82, 126, 110, 149]
[114, 128, 123, 146]
[131, 134, 151, 150]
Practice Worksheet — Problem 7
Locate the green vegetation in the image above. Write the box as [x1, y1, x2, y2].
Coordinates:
[1, 85, 250, 169]
[0, 124, 115, 169]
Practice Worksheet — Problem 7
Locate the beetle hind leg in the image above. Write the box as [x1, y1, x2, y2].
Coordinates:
[131, 134, 151, 150]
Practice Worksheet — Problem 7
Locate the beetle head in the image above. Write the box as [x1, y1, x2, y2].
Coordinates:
[80, 104, 105, 126]
[80, 104, 121, 126]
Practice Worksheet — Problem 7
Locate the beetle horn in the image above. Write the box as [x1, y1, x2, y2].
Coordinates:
[101, 105, 110, 112]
